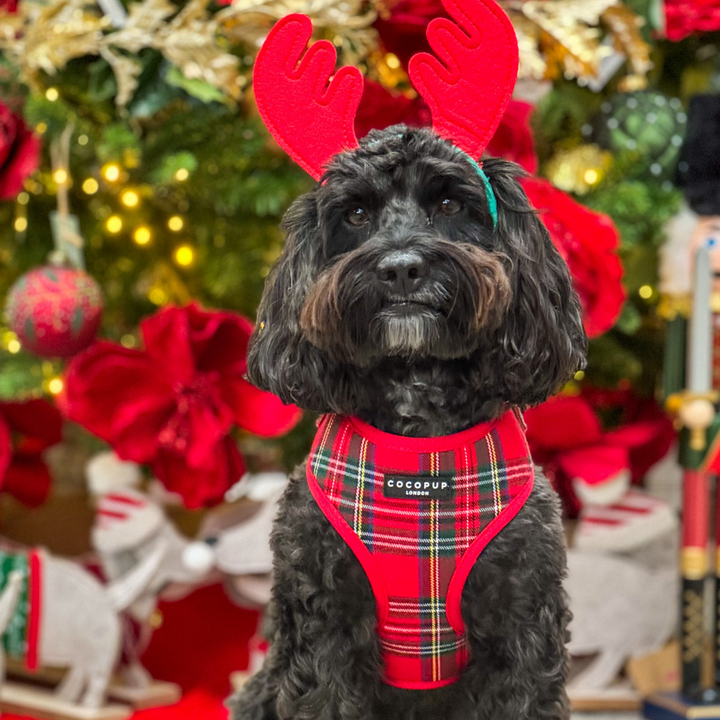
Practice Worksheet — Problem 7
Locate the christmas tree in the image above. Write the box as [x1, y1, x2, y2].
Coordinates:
[1, 0, 719, 508]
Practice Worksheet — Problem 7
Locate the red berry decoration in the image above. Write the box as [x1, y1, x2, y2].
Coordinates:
[5, 265, 103, 358]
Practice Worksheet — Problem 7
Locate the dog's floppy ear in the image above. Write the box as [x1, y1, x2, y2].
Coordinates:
[247, 193, 333, 411]
[483, 159, 587, 407]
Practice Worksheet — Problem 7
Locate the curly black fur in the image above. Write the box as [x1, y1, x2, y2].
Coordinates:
[230, 126, 587, 720]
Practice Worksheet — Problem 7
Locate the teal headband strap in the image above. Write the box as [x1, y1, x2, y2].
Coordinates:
[454, 148, 498, 230]
[384, 133, 499, 230]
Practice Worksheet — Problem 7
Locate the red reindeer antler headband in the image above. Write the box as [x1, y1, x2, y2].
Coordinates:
[253, 0, 519, 181]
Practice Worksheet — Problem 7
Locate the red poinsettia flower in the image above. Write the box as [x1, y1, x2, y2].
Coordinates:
[62, 303, 302, 508]
[525, 389, 674, 517]
[0, 101, 41, 200]
[355, 79, 432, 140]
[487, 100, 538, 174]
[521, 177, 626, 338]
[0, 399, 63, 507]
[664, 0, 720, 42]
[0, 0, 18, 12]
[374, 0, 446, 71]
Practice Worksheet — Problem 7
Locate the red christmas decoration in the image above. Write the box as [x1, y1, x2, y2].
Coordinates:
[524, 389, 674, 517]
[521, 177, 626, 338]
[486, 100, 538, 174]
[253, 0, 518, 179]
[374, 0, 446, 72]
[664, 0, 720, 42]
[0, 399, 63, 507]
[62, 303, 302, 508]
[0, 101, 40, 199]
[355, 80, 431, 140]
[407, 0, 518, 160]
[5, 265, 103, 358]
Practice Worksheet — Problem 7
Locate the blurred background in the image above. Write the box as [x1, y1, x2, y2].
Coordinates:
[0, 0, 720, 718]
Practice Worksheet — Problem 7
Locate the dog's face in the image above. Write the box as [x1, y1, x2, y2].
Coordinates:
[248, 126, 587, 415]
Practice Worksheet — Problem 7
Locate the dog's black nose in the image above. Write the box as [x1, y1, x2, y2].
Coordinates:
[377, 251, 428, 295]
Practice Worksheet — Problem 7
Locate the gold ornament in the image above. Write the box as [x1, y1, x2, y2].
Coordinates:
[545, 144, 613, 195]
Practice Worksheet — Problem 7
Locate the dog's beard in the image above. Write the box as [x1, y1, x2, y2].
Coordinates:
[300, 238, 512, 366]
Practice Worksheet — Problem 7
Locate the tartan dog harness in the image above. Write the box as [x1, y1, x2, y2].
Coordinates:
[306, 410, 535, 690]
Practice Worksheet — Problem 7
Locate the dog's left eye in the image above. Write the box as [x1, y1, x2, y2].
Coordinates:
[440, 198, 462, 216]
[346, 207, 370, 227]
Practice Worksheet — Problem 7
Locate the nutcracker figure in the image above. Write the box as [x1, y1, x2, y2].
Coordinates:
[647, 94, 720, 718]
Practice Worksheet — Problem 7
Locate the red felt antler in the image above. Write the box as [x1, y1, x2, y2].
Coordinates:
[408, 0, 519, 159]
[253, 14, 364, 180]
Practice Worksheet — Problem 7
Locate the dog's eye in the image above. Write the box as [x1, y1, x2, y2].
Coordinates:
[346, 207, 369, 227]
[440, 198, 462, 216]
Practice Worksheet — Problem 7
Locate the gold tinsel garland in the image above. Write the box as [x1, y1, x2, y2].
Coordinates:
[0, 0, 244, 105]
[216, 0, 383, 67]
[500, 0, 652, 90]
[0, 0, 652, 109]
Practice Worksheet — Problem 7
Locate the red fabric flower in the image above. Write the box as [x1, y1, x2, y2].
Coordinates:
[525, 389, 674, 517]
[374, 0, 447, 71]
[521, 177, 626, 338]
[0, 399, 63, 507]
[664, 0, 720, 42]
[355, 79, 431, 139]
[62, 303, 302, 508]
[0, 101, 41, 200]
[0, 0, 18, 12]
[486, 100, 538, 174]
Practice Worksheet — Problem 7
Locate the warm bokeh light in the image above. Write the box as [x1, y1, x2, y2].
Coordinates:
[639, 285, 653, 300]
[106, 215, 123, 233]
[35, 122, 47, 135]
[386, 53, 401, 69]
[149, 287, 167, 305]
[174, 168, 189, 182]
[45, 87, 59, 101]
[7, 339, 20, 354]
[14, 217, 27, 232]
[168, 215, 184, 231]
[48, 377, 64, 395]
[17, 192, 29, 205]
[583, 169, 599, 185]
[78, 134, 89, 146]
[121, 190, 139, 207]
[174, 245, 195, 266]
[134, 227, 151, 245]
[82, 178, 99, 194]
[102, 164, 121, 182]
[53, 168, 68, 185]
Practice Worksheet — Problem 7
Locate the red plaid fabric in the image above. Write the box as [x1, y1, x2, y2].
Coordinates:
[306, 410, 534, 690]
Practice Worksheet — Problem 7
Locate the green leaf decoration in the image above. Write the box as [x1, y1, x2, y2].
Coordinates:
[165, 66, 226, 105]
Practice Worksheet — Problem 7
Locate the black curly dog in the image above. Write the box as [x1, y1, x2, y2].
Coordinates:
[230, 126, 587, 720]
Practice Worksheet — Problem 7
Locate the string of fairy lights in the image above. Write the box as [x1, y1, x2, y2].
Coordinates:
[14, 86, 198, 271]
[2, 85, 205, 397]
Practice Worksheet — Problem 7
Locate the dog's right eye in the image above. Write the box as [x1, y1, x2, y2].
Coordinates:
[346, 207, 369, 227]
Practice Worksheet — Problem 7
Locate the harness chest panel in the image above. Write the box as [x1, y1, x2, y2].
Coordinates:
[306, 411, 534, 690]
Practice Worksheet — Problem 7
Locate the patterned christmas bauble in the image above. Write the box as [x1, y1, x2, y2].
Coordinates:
[588, 91, 687, 180]
[5, 265, 103, 358]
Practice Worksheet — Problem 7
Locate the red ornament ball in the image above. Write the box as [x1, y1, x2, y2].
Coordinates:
[5, 265, 103, 358]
